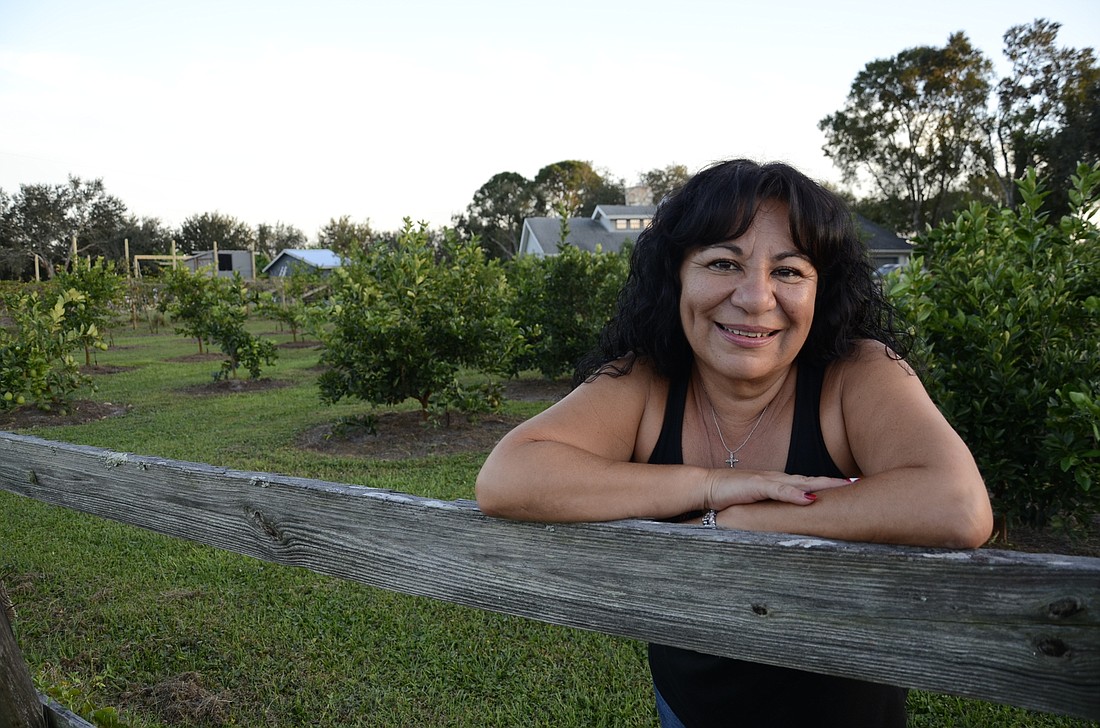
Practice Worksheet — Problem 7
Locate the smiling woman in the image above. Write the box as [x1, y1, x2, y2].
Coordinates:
[476, 159, 994, 727]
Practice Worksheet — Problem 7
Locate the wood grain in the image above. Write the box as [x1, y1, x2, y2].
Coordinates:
[0, 431, 1096, 720]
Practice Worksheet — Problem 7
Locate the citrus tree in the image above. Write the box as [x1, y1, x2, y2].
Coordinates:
[508, 242, 629, 379]
[159, 267, 277, 379]
[0, 287, 101, 412]
[318, 221, 524, 421]
[887, 163, 1100, 529]
[54, 256, 125, 364]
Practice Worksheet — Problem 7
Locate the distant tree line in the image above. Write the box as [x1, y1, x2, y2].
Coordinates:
[3, 17, 1094, 278]
[0, 177, 377, 281]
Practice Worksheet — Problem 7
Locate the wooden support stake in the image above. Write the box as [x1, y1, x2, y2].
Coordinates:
[0, 584, 47, 728]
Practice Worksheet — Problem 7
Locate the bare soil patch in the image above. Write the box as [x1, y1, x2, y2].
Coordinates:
[503, 377, 571, 402]
[298, 410, 525, 460]
[166, 352, 224, 363]
[177, 378, 292, 395]
[0, 400, 131, 429]
[277, 339, 322, 349]
[82, 364, 137, 375]
[296, 378, 569, 460]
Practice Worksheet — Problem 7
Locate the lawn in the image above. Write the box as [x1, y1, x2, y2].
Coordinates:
[0, 322, 1093, 727]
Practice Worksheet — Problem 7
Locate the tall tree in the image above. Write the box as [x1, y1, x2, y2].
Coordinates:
[819, 33, 993, 232]
[317, 215, 374, 257]
[176, 212, 255, 255]
[533, 160, 624, 218]
[0, 176, 128, 279]
[255, 221, 308, 260]
[454, 171, 537, 259]
[639, 164, 690, 205]
[981, 19, 1100, 211]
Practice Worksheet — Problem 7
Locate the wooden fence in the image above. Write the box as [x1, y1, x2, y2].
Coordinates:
[0, 430, 1097, 723]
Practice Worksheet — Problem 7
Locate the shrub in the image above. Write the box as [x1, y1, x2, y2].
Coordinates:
[318, 221, 524, 420]
[158, 266, 220, 353]
[257, 269, 328, 343]
[887, 164, 1100, 529]
[159, 267, 277, 379]
[0, 287, 99, 412]
[508, 243, 629, 379]
[54, 256, 125, 364]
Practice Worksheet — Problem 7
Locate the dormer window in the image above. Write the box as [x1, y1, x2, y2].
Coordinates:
[615, 219, 628, 230]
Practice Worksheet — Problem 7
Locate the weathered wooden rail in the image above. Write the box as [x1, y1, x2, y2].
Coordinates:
[0, 431, 1097, 722]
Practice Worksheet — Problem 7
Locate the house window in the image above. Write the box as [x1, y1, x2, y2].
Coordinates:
[615, 219, 628, 230]
[218, 253, 233, 272]
[629, 219, 642, 230]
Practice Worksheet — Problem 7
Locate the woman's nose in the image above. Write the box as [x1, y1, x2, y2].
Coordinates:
[729, 271, 776, 313]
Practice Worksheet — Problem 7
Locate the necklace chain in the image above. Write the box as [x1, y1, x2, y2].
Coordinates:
[708, 399, 768, 468]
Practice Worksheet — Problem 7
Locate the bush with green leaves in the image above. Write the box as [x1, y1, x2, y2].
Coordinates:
[54, 256, 125, 364]
[159, 267, 277, 379]
[158, 266, 220, 354]
[209, 280, 278, 380]
[0, 287, 100, 412]
[256, 269, 328, 342]
[508, 243, 630, 379]
[318, 221, 524, 420]
[887, 164, 1100, 529]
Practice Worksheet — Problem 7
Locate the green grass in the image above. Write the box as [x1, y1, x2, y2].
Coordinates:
[0, 323, 1094, 727]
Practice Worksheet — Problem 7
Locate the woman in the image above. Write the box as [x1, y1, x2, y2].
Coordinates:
[476, 159, 993, 727]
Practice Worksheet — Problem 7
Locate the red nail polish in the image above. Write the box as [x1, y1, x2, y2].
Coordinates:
[803, 492, 817, 501]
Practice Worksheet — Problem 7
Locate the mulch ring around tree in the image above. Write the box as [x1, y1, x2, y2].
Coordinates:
[177, 378, 293, 396]
[82, 364, 137, 375]
[0, 399, 131, 429]
[297, 410, 526, 460]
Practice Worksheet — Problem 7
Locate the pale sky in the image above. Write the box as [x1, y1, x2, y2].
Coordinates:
[2, 0, 1097, 240]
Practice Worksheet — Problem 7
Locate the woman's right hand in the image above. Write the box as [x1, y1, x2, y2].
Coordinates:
[700, 470, 852, 511]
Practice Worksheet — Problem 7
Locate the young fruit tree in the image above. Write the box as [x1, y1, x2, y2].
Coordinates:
[318, 221, 525, 422]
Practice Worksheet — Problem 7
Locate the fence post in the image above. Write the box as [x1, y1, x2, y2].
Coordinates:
[0, 584, 47, 728]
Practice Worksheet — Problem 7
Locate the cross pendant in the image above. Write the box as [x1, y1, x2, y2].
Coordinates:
[725, 453, 738, 468]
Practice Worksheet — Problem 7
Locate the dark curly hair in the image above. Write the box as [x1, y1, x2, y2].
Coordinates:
[574, 159, 909, 385]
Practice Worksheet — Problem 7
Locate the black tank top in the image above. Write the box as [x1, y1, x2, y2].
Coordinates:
[647, 363, 908, 727]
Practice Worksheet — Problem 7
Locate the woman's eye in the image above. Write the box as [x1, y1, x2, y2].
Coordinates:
[774, 267, 803, 278]
[708, 259, 738, 271]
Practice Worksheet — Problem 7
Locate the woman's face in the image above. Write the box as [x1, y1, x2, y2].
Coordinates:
[678, 202, 818, 384]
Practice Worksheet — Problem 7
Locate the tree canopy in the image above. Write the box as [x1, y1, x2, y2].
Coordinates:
[176, 212, 256, 255]
[821, 19, 1099, 232]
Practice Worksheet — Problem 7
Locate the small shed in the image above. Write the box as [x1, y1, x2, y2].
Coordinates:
[263, 249, 343, 277]
[183, 250, 255, 279]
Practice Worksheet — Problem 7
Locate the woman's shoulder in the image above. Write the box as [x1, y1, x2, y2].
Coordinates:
[825, 339, 916, 379]
[576, 355, 669, 403]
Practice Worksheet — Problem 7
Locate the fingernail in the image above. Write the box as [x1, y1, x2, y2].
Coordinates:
[803, 493, 817, 501]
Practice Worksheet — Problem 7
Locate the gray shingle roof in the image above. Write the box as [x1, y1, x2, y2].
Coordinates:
[856, 216, 911, 252]
[524, 218, 640, 255]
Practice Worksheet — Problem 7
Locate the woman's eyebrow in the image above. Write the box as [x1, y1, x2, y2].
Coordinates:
[704, 244, 811, 263]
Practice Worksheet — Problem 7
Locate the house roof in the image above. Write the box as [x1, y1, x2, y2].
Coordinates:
[262, 249, 342, 273]
[521, 209, 910, 257]
[594, 204, 658, 218]
[522, 217, 640, 255]
[855, 215, 911, 252]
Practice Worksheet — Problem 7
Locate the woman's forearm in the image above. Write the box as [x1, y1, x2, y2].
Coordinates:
[476, 438, 712, 522]
[715, 469, 993, 548]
